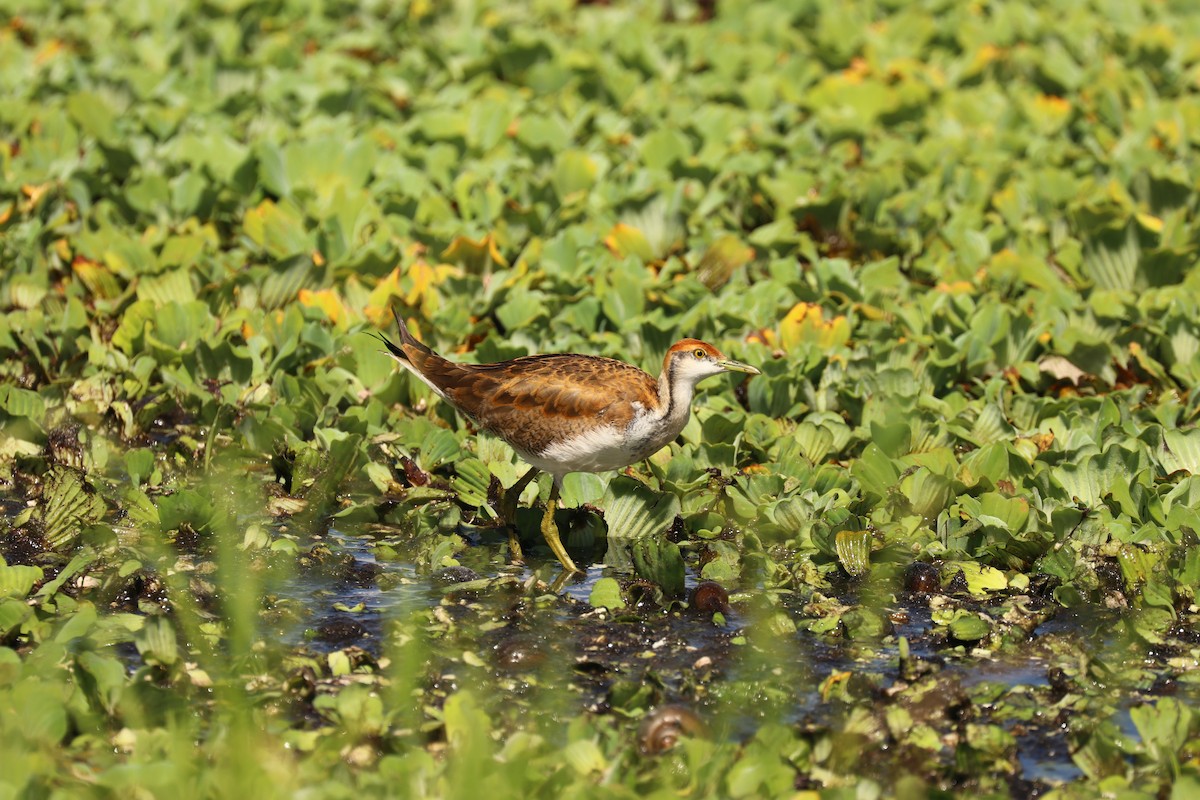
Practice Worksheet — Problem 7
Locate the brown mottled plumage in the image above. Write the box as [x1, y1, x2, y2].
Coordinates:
[402, 349, 659, 458]
[377, 310, 759, 573]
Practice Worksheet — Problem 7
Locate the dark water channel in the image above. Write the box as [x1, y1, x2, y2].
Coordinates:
[275, 527, 1192, 792]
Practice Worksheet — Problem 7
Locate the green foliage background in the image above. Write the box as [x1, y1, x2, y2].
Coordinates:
[3, 0, 1200, 796]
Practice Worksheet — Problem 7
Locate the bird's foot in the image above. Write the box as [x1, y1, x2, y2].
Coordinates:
[507, 526, 525, 564]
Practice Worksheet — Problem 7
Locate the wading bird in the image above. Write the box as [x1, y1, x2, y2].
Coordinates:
[378, 311, 759, 573]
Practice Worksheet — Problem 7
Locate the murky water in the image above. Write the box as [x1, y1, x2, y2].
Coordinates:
[274, 526, 1188, 790]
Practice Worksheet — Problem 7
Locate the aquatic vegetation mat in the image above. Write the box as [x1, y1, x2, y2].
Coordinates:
[3, 0, 1200, 796]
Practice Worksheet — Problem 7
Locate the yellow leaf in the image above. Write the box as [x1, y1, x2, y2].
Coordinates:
[298, 288, 346, 325]
[778, 303, 851, 351]
[35, 39, 64, 66]
[935, 280, 974, 294]
[1154, 118, 1182, 150]
[695, 234, 754, 290]
[852, 302, 889, 321]
[820, 670, 852, 701]
[441, 232, 509, 271]
[842, 57, 871, 82]
[20, 182, 52, 213]
[1033, 94, 1070, 115]
[72, 256, 122, 299]
[365, 266, 405, 326]
[604, 223, 655, 262]
[1105, 179, 1135, 210]
[973, 43, 1003, 69]
[1135, 213, 1163, 233]
[403, 260, 460, 316]
[746, 327, 776, 348]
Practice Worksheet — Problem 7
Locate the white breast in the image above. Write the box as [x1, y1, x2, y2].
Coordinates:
[528, 404, 690, 478]
[531, 424, 637, 475]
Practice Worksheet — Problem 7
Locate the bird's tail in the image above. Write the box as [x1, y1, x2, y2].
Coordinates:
[372, 307, 433, 363]
[373, 308, 461, 403]
[391, 308, 432, 354]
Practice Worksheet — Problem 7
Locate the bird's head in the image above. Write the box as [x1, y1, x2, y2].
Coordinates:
[664, 339, 760, 385]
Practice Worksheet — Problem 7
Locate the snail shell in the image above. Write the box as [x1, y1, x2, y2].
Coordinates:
[688, 581, 730, 614]
[637, 704, 706, 755]
[493, 635, 547, 672]
[904, 562, 941, 594]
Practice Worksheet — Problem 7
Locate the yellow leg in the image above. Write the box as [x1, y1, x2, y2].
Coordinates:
[541, 482, 582, 574]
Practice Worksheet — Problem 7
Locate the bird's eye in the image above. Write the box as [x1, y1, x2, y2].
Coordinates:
[693, 348, 706, 359]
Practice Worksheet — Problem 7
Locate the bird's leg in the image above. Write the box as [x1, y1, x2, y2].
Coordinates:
[499, 467, 539, 562]
[507, 526, 524, 564]
[541, 480, 582, 574]
[500, 467, 539, 523]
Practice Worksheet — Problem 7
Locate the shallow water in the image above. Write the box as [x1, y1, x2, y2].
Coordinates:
[273, 525, 1189, 791]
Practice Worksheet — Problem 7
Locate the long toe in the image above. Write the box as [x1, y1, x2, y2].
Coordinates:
[507, 527, 525, 564]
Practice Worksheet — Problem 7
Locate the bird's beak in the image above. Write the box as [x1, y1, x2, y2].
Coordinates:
[718, 358, 760, 375]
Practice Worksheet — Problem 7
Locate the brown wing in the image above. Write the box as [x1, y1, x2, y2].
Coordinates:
[379, 310, 658, 454]
[413, 351, 658, 456]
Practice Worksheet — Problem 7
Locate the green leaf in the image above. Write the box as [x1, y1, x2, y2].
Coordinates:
[111, 300, 157, 355]
[902, 468, 953, 523]
[452, 458, 492, 509]
[640, 129, 690, 170]
[443, 689, 492, 752]
[851, 443, 900, 502]
[137, 267, 196, 305]
[157, 489, 216, 536]
[515, 114, 569, 153]
[976, 493, 1030, 532]
[259, 257, 314, 311]
[123, 448, 155, 487]
[595, 258, 647, 324]
[300, 434, 364, 517]
[66, 90, 118, 143]
[243, 200, 312, 258]
[1162, 428, 1200, 475]
[632, 537, 685, 599]
[947, 612, 990, 642]
[0, 598, 32, 637]
[135, 615, 178, 666]
[77, 651, 127, 713]
[1130, 698, 1193, 764]
[0, 385, 45, 421]
[417, 428, 462, 471]
[553, 150, 599, 202]
[602, 477, 681, 541]
[588, 577, 626, 610]
[146, 300, 217, 357]
[562, 739, 607, 776]
[949, 562, 1008, 596]
[0, 562, 43, 598]
[793, 422, 835, 464]
[834, 530, 871, 577]
[12, 681, 69, 745]
[40, 467, 105, 550]
[842, 607, 890, 640]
